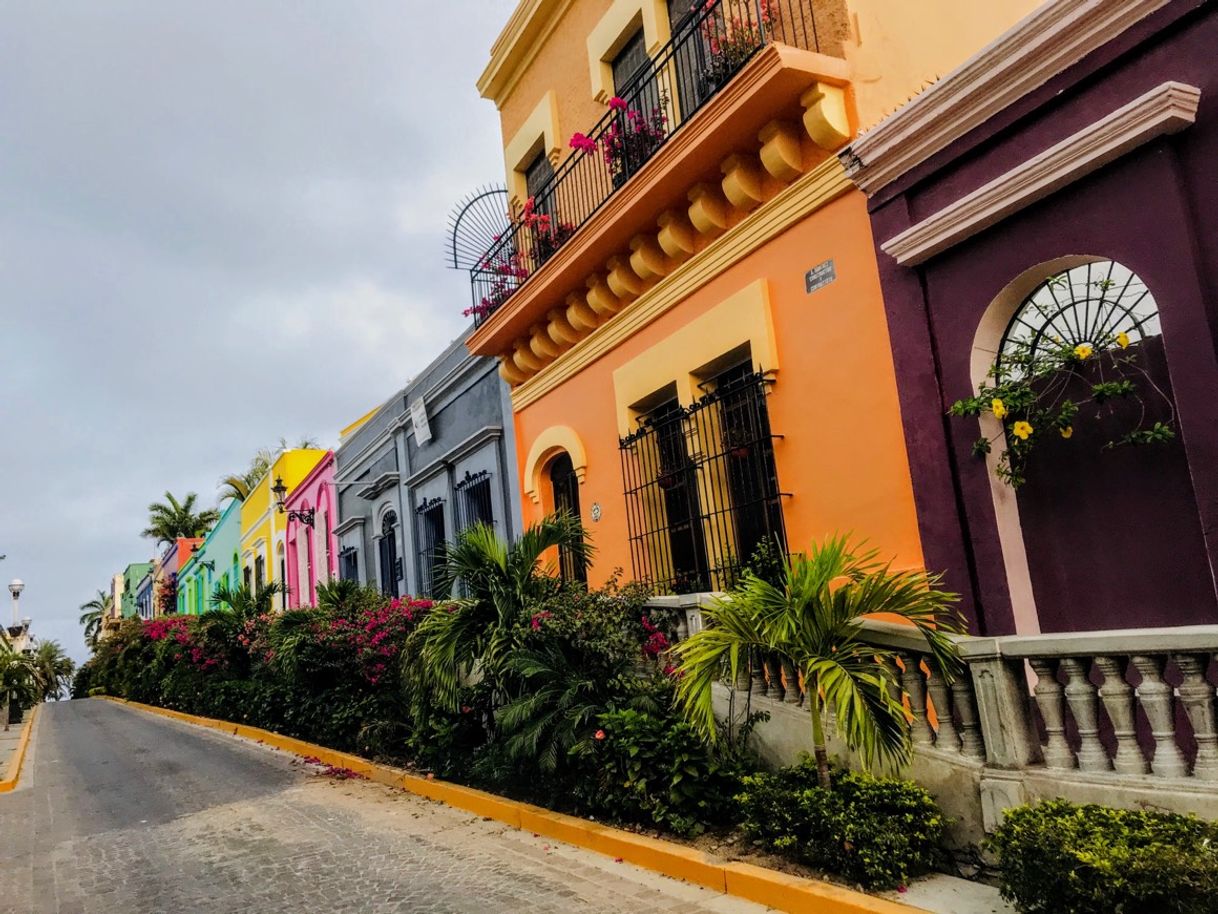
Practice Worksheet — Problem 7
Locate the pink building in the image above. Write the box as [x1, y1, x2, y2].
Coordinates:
[285, 451, 338, 608]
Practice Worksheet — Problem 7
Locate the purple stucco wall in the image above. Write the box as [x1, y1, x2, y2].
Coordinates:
[865, 3, 1218, 635]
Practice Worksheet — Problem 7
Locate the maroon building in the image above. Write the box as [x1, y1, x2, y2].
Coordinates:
[842, 0, 1218, 636]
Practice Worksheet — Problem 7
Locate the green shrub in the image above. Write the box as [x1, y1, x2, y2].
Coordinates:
[574, 707, 746, 836]
[736, 761, 945, 889]
[989, 799, 1218, 914]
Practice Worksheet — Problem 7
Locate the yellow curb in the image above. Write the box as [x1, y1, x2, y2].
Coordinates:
[0, 704, 39, 793]
[99, 697, 928, 914]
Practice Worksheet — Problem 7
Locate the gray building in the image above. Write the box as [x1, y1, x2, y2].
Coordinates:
[333, 330, 522, 598]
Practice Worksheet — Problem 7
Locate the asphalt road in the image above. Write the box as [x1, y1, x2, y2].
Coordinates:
[0, 699, 770, 914]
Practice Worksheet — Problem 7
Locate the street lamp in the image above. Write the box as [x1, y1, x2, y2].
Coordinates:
[270, 475, 315, 527]
[8, 579, 24, 626]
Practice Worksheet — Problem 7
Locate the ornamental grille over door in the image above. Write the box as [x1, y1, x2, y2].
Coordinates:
[619, 366, 786, 593]
[998, 260, 1162, 375]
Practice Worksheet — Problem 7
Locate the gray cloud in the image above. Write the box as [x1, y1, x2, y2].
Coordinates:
[0, 1, 514, 661]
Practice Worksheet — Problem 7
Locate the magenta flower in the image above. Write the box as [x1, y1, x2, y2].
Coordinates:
[608, 96, 627, 110]
[569, 132, 596, 153]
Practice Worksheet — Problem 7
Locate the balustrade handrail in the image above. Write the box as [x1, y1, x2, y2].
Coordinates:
[956, 624, 1218, 659]
[467, 0, 825, 324]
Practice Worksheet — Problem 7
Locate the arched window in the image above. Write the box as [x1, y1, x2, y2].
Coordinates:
[980, 259, 1213, 632]
[378, 510, 399, 598]
[998, 260, 1161, 375]
[549, 453, 587, 583]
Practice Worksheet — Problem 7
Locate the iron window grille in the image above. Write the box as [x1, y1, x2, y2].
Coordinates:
[998, 260, 1162, 376]
[455, 470, 496, 532]
[619, 366, 786, 593]
[416, 496, 447, 599]
[468, 0, 827, 325]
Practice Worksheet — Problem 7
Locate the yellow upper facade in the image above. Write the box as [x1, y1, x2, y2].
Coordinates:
[240, 449, 328, 595]
[480, 0, 1040, 201]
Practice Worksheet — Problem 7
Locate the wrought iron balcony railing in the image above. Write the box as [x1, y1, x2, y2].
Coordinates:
[468, 0, 827, 325]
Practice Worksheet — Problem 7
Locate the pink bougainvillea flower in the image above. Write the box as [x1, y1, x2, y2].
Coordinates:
[569, 132, 597, 153]
[607, 96, 627, 110]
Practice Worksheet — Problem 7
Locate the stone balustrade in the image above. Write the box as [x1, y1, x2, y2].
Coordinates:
[957, 625, 1218, 781]
[653, 594, 1218, 839]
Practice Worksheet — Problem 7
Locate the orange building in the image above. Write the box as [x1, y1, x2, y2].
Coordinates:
[468, 0, 1039, 593]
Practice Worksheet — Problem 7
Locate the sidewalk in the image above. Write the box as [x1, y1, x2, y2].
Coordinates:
[0, 706, 38, 791]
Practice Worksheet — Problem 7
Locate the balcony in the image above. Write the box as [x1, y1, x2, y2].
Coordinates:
[468, 0, 847, 336]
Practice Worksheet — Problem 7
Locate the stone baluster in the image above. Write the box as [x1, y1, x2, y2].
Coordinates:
[1130, 654, 1188, 778]
[751, 649, 767, 697]
[951, 676, 986, 760]
[1060, 657, 1111, 772]
[924, 664, 961, 754]
[780, 657, 801, 705]
[1029, 658, 1075, 769]
[1175, 653, 1218, 780]
[899, 653, 934, 748]
[765, 654, 786, 702]
[1095, 656, 1149, 775]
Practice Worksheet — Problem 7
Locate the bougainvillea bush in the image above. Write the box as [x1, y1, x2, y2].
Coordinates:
[76, 588, 437, 757]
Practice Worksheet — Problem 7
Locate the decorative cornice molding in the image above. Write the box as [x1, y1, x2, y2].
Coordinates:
[510, 157, 853, 410]
[332, 517, 366, 536]
[477, 0, 577, 106]
[840, 0, 1173, 195]
[404, 426, 505, 489]
[881, 81, 1201, 267]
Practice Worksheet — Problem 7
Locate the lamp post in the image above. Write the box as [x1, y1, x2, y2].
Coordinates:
[8, 579, 24, 626]
[271, 475, 315, 527]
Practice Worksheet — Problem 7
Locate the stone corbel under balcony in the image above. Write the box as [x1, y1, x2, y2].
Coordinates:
[466, 43, 852, 377]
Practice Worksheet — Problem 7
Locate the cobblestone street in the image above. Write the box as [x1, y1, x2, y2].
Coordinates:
[0, 700, 772, 914]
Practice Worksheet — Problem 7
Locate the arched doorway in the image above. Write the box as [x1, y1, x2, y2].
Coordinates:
[978, 260, 1216, 632]
[378, 511, 399, 598]
[549, 453, 587, 583]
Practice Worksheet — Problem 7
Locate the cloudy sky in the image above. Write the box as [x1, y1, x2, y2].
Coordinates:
[0, 1, 513, 662]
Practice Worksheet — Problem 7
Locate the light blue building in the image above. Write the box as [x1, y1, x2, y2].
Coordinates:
[177, 501, 242, 615]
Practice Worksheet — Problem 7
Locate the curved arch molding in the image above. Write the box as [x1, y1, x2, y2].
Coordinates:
[523, 425, 588, 505]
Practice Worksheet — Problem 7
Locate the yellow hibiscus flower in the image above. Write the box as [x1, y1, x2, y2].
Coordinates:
[1013, 421, 1034, 440]
[1116, 331, 1130, 349]
[1074, 343, 1094, 360]
[991, 398, 1007, 419]
[1060, 426, 1073, 439]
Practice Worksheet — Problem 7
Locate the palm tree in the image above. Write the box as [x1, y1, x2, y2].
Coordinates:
[0, 641, 37, 730]
[408, 514, 590, 712]
[79, 590, 112, 649]
[209, 581, 284, 622]
[31, 641, 75, 701]
[143, 491, 219, 545]
[219, 437, 322, 504]
[671, 536, 963, 789]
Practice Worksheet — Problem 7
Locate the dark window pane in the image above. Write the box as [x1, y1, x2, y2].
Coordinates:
[378, 511, 399, 598]
[611, 27, 649, 93]
[549, 454, 587, 583]
[524, 152, 554, 205]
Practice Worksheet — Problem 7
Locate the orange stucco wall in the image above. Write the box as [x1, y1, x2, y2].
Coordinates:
[514, 189, 924, 583]
[497, 1, 615, 171]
